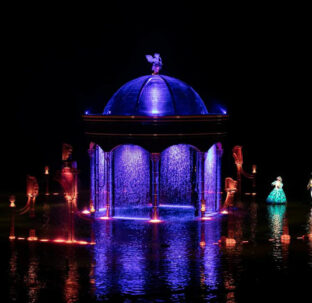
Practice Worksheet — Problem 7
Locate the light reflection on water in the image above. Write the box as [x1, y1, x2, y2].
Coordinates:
[308, 208, 312, 268]
[4, 200, 312, 302]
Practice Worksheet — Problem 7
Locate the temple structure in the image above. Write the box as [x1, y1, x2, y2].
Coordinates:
[83, 58, 228, 220]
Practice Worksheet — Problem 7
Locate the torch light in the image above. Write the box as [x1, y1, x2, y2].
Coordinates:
[252, 165, 257, 174]
[9, 195, 16, 208]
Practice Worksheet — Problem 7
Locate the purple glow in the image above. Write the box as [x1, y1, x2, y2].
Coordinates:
[97, 146, 105, 210]
[137, 76, 174, 116]
[92, 213, 220, 297]
[113, 145, 150, 218]
[159, 204, 195, 209]
[160, 144, 196, 206]
[112, 216, 149, 221]
[199, 218, 221, 290]
[91, 145, 106, 210]
[218, 106, 227, 115]
[204, 144, 221, 213]
[91, 143, 221, 219]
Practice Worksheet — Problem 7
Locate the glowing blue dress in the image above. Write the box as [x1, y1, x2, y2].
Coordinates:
[266, 180, 287, 204]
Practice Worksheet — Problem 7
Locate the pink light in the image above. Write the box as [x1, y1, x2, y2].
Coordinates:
[201, 216, 212, 221]
[82, 209, 90, 214]
[99, 216, 111, 220]
[9, 195, 16, 207]
[221, 210, 229, 215]
[40, 239, 49, 242]
[54, 239, 66, 243]
[77, 241, 88, 245]
[44, 166, 49, 175]
[65, 240, 75, 244]
[149, 219, 162, 223]
[281, 234, 291, 244]
[17, 237, 25, 240]
[225, 238, 236, 247]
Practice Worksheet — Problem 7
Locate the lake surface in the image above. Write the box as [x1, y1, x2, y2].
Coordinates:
[1, 196, 311, 302]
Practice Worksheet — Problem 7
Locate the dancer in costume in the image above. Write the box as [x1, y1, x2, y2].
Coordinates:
[266, 176, 287, 204]
[307, 173, 312, 199]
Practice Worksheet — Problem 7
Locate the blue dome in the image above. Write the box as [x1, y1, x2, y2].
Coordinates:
[103, 75, 209, 116]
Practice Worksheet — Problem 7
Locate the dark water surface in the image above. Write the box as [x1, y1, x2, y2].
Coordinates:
[1, 197, 312, 302]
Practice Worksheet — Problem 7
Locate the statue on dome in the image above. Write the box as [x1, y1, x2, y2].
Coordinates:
[146, 53, 162, 75]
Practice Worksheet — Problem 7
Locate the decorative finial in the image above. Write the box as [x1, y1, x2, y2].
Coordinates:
[145, 53, 162, 75]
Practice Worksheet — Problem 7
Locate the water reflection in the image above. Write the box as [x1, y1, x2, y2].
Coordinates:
[249, 198, 258, 242]
[307, 207, 312, 268]
[92, 219, 222, 301]
[222, 208, 245, 303]
[64, 248, 79, 303]
[9, 242, 18, 302]
[199, 219, 221, 300]
[267, 205, 289, 267]
[24, 244, 44, 303]
[6, 198, 312, 302]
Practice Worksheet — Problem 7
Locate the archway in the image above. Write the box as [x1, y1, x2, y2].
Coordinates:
[112, 144, 151, 218]
[159, 144, 199, 218]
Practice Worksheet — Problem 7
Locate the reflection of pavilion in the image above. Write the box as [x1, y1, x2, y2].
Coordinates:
[83, 72, 228, 220]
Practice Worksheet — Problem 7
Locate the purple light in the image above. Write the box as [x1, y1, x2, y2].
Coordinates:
[112, 216, 150, 221]
[160, 144, 193, 206]
[218, 106, 227, 115]
[113, 145, 150, 218]
[138, 76, 174, 116]
[85, 110, 89, 115]
[159, 204, 195, 209]
[204, 144, 221, 213]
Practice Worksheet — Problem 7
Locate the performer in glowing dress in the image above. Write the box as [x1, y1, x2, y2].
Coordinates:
[307, 173, 312, 199]
[266, 176, 287, 204]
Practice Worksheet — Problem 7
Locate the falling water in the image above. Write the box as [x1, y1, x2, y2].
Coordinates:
[204, 144, 218, 213]
[160, 144, 197, 206]
[112, 145, 151, 218]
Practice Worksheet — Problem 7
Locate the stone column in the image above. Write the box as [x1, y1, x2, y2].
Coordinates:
[88, 143, 96, 210]
[104, 152, 111, 218]
[199, 152, 207, 217]
[151, 153, 161, 220]
[216, 143, 223, 211]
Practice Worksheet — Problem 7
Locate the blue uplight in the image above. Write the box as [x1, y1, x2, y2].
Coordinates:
[217, 106, 227, 115]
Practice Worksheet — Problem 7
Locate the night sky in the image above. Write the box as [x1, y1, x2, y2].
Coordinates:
[2, 5, 310, 199]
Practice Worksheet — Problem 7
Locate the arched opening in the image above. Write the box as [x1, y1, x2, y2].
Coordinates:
[112, 144, 151, 218]
[159, 144, 199, 219]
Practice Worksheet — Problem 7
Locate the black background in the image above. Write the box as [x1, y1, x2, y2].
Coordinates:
[1, 4, 311, 199]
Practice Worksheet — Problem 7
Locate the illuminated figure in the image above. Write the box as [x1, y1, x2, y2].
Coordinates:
[266, 176, 287, 204]
[307, 173, 312, 199]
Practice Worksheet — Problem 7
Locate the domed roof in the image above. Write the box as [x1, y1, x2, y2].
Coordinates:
[103, 75, 209, 116]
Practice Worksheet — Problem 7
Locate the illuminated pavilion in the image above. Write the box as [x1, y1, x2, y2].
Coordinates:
[83, 69, 228, 220]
